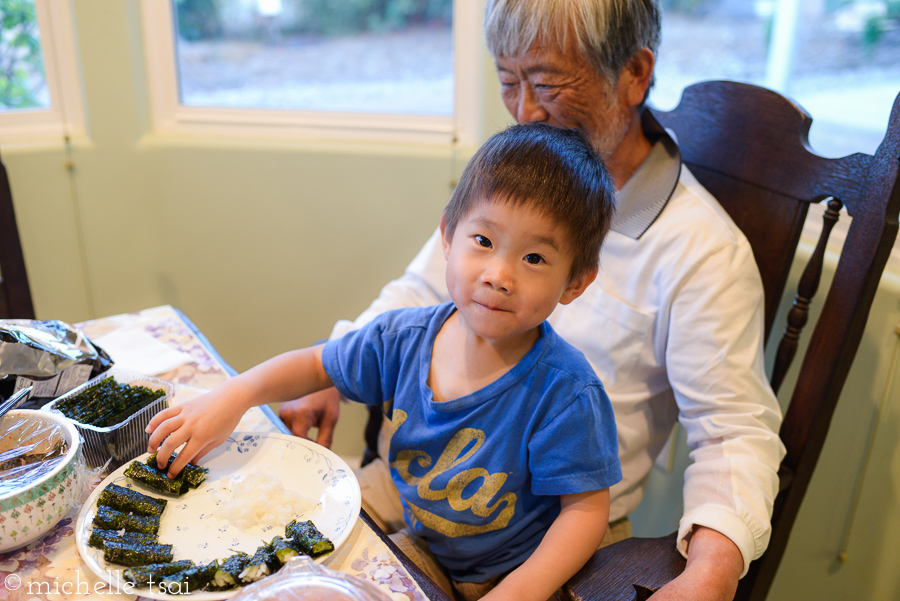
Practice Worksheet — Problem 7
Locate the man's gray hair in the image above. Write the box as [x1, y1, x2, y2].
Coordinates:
[484, 0, 661, 86]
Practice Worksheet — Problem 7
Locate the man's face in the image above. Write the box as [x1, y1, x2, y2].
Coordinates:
[495, 40, 631, 161]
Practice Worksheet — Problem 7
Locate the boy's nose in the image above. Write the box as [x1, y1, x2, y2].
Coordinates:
[481, 262, 513, 294]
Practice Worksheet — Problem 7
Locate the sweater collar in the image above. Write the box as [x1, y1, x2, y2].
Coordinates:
[610, 110, 683, 240]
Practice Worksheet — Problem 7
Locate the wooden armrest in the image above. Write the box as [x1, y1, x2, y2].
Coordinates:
[563, 532, 686, 601]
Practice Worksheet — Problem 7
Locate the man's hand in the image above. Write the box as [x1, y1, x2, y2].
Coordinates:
[651, 526, 743, 601]
[278, 387, 342, 448]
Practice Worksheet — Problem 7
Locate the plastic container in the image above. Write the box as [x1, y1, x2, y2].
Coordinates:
[230, 556, 390, 601]
[42, 367, 173, 470]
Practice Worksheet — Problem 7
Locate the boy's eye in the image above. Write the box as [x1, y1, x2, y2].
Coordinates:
[475, 235, 492, 248]
[524, 253, 544, 265]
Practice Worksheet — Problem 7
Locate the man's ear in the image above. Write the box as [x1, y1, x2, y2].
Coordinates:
[559, 266, 598, 305]
[620, 47, 655, 109]
[440, 213, 452, 260]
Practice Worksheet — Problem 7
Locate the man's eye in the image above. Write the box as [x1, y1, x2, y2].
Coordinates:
[535, 79, 565, 90]
[475, 235, 492, 248]
[534, 84, 560, 98]
[524, 253, 544, 265]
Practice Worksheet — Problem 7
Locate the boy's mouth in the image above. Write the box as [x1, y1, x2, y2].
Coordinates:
[474, 300, 510, 313]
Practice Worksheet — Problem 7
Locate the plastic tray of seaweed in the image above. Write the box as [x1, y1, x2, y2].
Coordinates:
[43, 367, 173, 469]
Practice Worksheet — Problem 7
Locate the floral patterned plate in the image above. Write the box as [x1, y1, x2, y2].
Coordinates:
[74, 432, 361, 600]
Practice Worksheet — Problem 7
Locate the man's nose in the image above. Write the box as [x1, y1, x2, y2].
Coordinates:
[516, 85, 548, 124]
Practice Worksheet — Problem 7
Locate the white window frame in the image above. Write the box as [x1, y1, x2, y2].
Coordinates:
[140, 0, 481, 146]
[0, 0, 85, 143]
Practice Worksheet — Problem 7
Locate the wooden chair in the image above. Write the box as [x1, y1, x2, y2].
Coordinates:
[0, 146, 35, 319]
[563, 81, 900, 601]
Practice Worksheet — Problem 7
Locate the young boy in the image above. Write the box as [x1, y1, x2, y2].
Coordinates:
[147, 122, 621, 601]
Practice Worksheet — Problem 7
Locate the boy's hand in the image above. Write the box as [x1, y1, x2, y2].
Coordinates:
[146, 385, 248, 478]
[145, 345, 332, 478]
[483, 489, 610, 601]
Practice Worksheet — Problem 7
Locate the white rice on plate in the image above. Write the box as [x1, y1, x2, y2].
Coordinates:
[213, 468, 320, 531]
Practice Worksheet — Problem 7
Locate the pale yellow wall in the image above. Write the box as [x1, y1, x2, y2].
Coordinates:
[4, 1, 900, 598]
[766, 267, 900, 601]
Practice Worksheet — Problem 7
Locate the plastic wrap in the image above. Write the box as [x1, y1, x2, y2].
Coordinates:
[230, 556, 390, 601]
[0, 412, 71, 492]
[0, 319, 113, 406]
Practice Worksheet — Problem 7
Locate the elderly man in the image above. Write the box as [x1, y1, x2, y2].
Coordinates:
[280, 1, 785, 599]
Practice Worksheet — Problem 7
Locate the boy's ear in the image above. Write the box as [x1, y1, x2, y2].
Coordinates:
[440, 214, 452, 260]
[559, 266, 598, 305]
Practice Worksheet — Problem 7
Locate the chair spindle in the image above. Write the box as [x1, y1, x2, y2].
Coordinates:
[770, 198, 843, 393]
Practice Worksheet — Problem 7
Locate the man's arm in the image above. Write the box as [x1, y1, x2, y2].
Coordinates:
[666, 237, 784, 574]
[646, 204, 785, 601]
[651, 526, 742, 601]
[484, 490, 611, 601]
[280, 228, 451, 443]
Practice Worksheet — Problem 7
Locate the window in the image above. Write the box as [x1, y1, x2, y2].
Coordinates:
[651, 0, 900, 159]
[141, 0, 481, 145]
[0, 0, 84, 142]
[651, 0, 900, 267]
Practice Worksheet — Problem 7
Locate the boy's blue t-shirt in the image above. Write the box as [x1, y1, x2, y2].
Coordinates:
[322, 302, 621, 582]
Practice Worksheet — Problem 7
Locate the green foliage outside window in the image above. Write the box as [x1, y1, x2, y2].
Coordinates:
[173, 0, 453, 41]
[174, 0, 223, 41]
[0, 0, 46, 109]
[863, 0, 900, 48]
[661, 0, 713, 14]
[294, 0, 453, 35]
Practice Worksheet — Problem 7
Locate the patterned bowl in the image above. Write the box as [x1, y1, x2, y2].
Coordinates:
[0, 409, 85, 553]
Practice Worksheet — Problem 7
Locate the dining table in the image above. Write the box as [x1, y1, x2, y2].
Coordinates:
[0, 305, 449, 601]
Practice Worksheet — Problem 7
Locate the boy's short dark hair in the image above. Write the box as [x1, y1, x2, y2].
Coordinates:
[443, 122, 615, 281]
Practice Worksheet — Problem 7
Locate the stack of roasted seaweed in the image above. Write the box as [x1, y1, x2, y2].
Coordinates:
[122, 452, 209, 496]
[116, 518, 336, 593]
[89, 483, 174, 566]
[208, 519, 336, 591]
[54, 377, 165, 427]
[89, 481, 224, 592]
